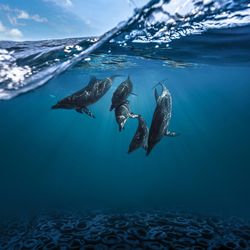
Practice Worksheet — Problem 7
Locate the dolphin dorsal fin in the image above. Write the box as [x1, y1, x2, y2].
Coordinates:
[160, 83, 167, 93]
[154, 88, 159, 102]
[89, 75, 97, 84]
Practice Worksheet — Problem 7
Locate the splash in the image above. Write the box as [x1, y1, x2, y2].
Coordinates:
[0, 0, 250, 100]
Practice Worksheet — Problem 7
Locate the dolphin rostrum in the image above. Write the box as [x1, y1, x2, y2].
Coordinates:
[114, 101, 138, 132]
[52, 76, 118, 118]
[147, 82, 178, 155]
[110, 76, 136, 111]
[128, 115, 149, 154]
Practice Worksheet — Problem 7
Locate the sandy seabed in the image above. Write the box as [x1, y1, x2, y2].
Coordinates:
[1, 209, 250, 249]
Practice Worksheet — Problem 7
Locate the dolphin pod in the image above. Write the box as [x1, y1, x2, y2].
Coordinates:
[52, 76, 178, 155]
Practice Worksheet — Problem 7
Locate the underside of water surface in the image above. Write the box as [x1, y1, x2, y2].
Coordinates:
[1, 0, 250, 249]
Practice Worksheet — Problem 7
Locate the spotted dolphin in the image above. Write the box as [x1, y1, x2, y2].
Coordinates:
[114, 101, 138, 131]
[128, 115, 149, 153]
[147, 82, 178, 155]
[52, 76, 118, 118]
[110, 76, 136, 111]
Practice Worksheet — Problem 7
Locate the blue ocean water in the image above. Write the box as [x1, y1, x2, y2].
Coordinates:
[1, 57, 250, 216]
[1, 0, 250, 248]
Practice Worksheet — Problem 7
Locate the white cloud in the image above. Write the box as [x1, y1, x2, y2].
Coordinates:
[0, 21, 23, 40]
[9, 28, 23, 38]
[0, 4, 48, 26]
[64, 0, 73, 7]
[17, 10, 29, 19]
[17, 10, 48, 23]
[0, 21, 6, 32]
[32, 14, 48, 23]
[44, 0, 73, 8]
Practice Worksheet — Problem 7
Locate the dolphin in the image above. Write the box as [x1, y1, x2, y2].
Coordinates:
[114, 101, 138, 131]
[146, 82, 178, 155]
[51, 76, 118, 118]
[110, 76, 136, 111]
[128, 115, 149, 153]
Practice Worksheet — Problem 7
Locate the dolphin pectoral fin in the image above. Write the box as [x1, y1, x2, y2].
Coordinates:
[83, 107, 95, 118]
[165, 131, 180, 137]
[154, 88, 159, 102]
[129, 113, 139, 119]
[109, 105, 114, 111]
[131, 92, 138, 96]
[76, 107, 95, 118]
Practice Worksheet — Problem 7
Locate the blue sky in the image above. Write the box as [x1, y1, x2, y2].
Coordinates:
[0, 0, 147, 41]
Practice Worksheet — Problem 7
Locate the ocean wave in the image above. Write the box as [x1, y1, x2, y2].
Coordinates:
[114, 0, 250, 44]
[0, 0, 250, 100]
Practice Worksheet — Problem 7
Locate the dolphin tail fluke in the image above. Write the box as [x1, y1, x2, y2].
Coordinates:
[165, 131, 180, 137]
[76, 106, 95, 118]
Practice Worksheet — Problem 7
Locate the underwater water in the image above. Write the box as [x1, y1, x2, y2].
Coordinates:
[1, 57, 250, 214]
[1, 0, 250, 249]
